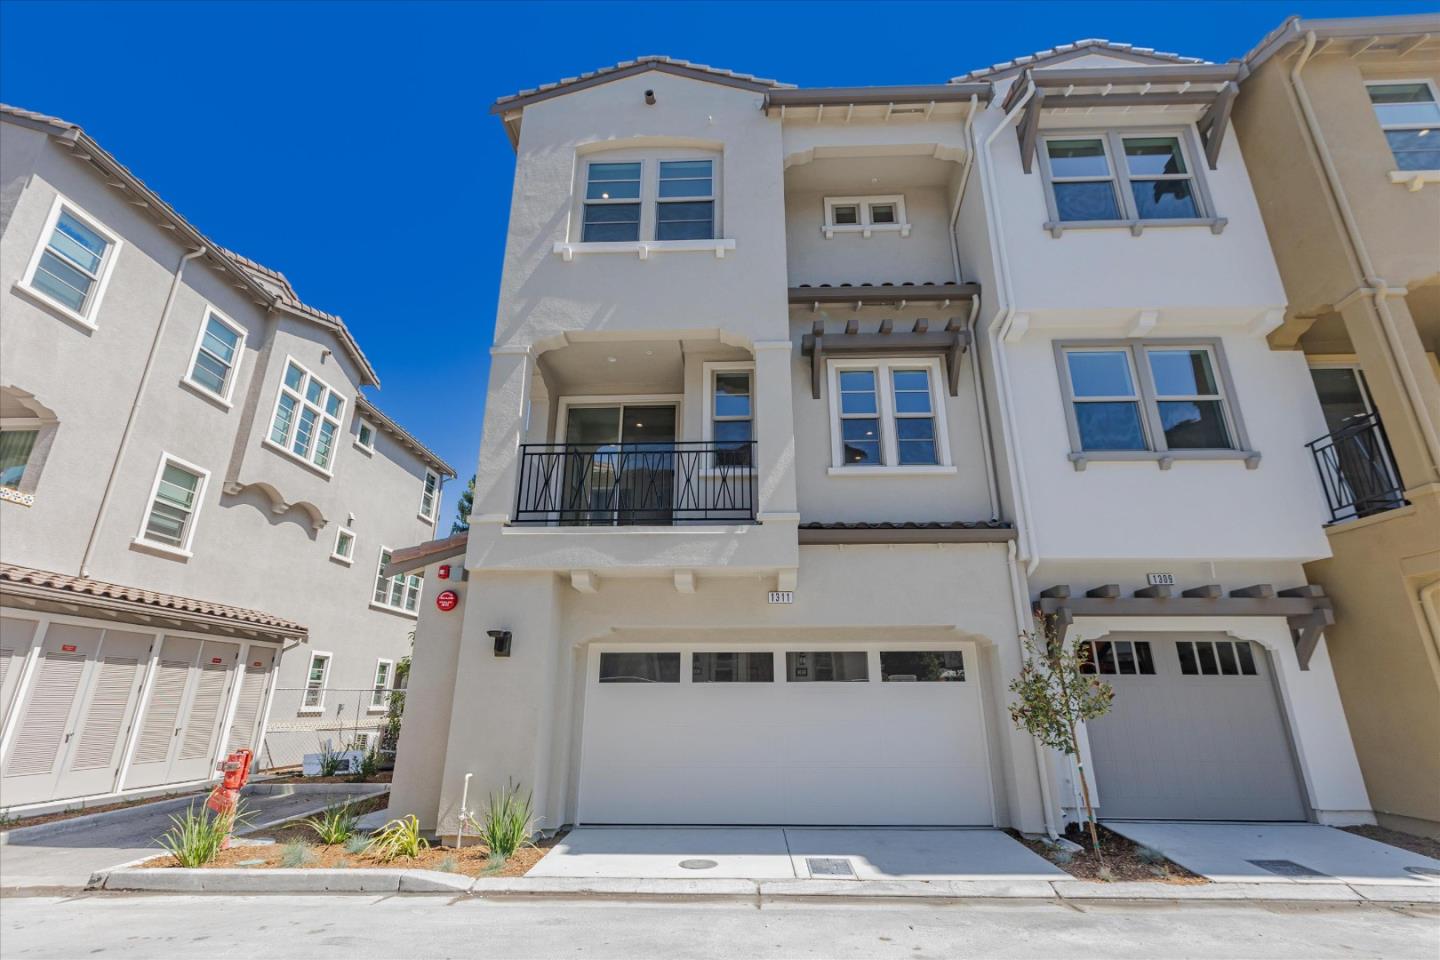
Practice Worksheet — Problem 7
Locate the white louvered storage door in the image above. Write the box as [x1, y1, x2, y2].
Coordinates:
[223, 645, 276, 757]
[51, 630, 154, 803]
[0, 624, 104, 807]
[0, 616, 41, 735]
[166, 640, 240, 784]
[122, 636, 203, 790]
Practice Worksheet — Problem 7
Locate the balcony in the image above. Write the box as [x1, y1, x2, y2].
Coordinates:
[1307, 413, 1407, 524]
[514, 441, 757, 526]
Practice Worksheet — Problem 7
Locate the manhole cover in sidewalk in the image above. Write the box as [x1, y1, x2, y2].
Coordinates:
[1404, 866, 1440, 880]
[806, 857, 856, 878]
[1247, 859, 1330, 878]
[679, 859, 718, 870]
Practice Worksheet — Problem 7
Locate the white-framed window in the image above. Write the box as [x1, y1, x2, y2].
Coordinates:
[354, 418, 376, 454]
[0, 428, 39, 490]
[703, 361, 754, 468]
[18, 194, 123, 327]
[1366, 80, 1440, 171]
[302, 652, 331, 711]
[822, 195, 911, 238]
[183, 308, 246, 404]
[578, 154, 718, 243]
[1055, 339, 1254, 466]
[826, 358, 951, 472]
[331, 526, 356, 564]
[372, 547, 422, 615]
[136, 452, 209, 556]
[1039, 131, 1210, 225]
[369, 658, 394, 711]
[419, 470, 439, 522]
[266, 357, 345, 473]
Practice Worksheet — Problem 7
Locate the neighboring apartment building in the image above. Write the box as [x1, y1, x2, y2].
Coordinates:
[388, 40, 1374, 838]
[0, 104, 454, 813]
[1232, 15, 1440, 837]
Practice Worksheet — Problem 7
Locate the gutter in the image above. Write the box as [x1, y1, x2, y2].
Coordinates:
[79, 245, 207, 579]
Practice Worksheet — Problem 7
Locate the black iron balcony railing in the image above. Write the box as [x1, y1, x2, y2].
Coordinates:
[1306, 413, 1406, 524]
[513, 441, 757, 525]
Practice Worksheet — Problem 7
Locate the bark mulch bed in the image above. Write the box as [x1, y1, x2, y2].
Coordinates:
[1, 790, 205, 832]
[1008, 824, 1207, 884]
[1341, 824, 1440, 861]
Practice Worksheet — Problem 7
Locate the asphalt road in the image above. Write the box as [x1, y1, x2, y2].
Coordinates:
[1, 893, 1435, 959]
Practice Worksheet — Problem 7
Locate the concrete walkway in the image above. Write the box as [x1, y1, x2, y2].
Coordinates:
[527, 826, 1065, 881]
[1104, 821, 1440, 887]
[0, 788, 376, 890]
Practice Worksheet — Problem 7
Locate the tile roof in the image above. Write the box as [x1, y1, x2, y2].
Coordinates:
[356, 396, 457, 477]
[493, 55, 794, 111]
[0, 563, 306, 639]
[384, 533, 468, 578]
[800, 521, 1014, 531]
[952, 39, 1210, 82]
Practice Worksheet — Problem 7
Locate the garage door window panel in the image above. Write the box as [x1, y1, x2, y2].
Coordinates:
[1176, 639, 1258, 677]
[599, 651, 679, 683]
[880, 650, 965, 681]
[1079, 640, 1155, 676]
[692, 651, 773, 683]
[785, 651, 868, 682]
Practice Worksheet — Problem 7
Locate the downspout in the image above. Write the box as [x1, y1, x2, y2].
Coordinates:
[1288, 31, 1440, 479]
[80, 245, 207, 578]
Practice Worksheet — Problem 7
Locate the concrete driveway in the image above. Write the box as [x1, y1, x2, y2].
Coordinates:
[1104, 821, 1440, 887]
[527, 826, 1065, 881]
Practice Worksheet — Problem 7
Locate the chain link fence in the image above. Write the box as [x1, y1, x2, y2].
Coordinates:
[258, 686, 406, 772]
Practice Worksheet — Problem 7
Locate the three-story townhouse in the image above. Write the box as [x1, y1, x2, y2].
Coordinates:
[0, 104, 454, 813]
[1234, 14, 1440, 837]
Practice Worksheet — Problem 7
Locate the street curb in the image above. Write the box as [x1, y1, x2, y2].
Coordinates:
[243, 783, 390, 798]
[88, 869, 1440, 904]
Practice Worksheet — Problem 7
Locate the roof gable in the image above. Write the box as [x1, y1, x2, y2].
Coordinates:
[491, 56, 792, 115]
[953, 39, 1211, 82]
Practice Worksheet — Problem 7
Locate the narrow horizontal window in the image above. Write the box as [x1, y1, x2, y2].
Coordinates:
[880, 650, 964, 682]
[599, 652, 680, 683]
[785, 651, 869, 682]
[1367, 82, 1440, 171]
[693, 652, 773, 683]
[1177, 640, 1256, 677]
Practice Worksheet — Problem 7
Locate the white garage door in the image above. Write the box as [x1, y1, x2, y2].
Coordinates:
[1084, 633, 1308, 821]
[577, 645, 993, 826]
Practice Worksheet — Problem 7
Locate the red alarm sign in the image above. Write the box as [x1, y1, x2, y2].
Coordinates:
[438, 564, 451, 580]
[436, 589, 459, 612]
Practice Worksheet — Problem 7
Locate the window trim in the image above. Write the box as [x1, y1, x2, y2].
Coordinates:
[564, 149, 726, 256]
[301, 651, 332, 714]
[825, 357, 954, 474]
[133, 451, 210, 559]
[181, 306, 247, 407]
[263, 355, 346, 477]
[701, 360, 755, 472]
[1053, 337, 1259, 471]
[331, 526, 356, 565]
[1365, 78, 1440, 175]
[17, 194, 124, 329]
[370, 545, 422, 617]
[368, 658, 394, 712]
[822, 195, 912, 238]
[419, 470, 439, 523]
[655, 159, 717, 242]
[1037, 128, 1226, 237]
[354, 418, 376, 455]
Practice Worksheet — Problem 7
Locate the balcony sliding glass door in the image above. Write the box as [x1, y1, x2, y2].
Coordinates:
[562, 404, 678, 525]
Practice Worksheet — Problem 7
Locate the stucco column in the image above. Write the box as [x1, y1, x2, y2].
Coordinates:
[753, 340, 799, 519]
[1338, 294, 1440, 488]
[471, 347, 533, 523]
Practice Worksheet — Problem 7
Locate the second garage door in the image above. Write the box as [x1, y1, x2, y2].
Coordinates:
[577, 645, 993, 826]
[1084, 633, 1308, 821]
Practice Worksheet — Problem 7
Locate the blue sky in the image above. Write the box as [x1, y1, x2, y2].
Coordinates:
[0, 0, 1427, 528]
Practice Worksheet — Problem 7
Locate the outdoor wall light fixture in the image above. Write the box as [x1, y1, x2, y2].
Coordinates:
[645, 89, 656, 106]
[488, 630, 512, 657]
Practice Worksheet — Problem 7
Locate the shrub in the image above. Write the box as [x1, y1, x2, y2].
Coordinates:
[155, 801, 250, 868]
[474, 779, 537, 862]
[343, 835, 370, 856]
[280, 841, 315, 868]
[436, 854, 459, 874]
[316, 742, 347, 777]
[354, 746, 380, 781]
[367, 815, 429, 861]
[304, 802, 358, 845]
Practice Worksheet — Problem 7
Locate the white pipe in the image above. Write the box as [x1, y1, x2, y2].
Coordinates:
[978, 80, 1042, 575]
[457, 771, 473, 848]
[967, 300, 1000, 521]
[80, 245, 207, 577]
[946, 94, 981, 282]
[1008, 540, 1060, 839]
[1288, 31, 1440, 480]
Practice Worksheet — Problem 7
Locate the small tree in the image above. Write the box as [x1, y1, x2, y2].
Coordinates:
[1008, 611, 1115, 859]
[452, 475, 475, 534]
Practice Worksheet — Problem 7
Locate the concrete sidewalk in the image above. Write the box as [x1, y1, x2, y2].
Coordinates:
[0, 786, 382, 890]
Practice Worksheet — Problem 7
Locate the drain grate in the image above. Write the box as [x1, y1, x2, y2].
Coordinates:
[678, 858, 718, 870]
[1247, 859, 1330, 878]
[806, 857, 857, 878]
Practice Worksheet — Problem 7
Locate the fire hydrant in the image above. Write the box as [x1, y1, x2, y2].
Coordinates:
[207, 748, 253, 848]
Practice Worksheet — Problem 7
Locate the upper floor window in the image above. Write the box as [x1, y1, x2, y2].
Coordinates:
[1056, 340, 1255, 468]
[419, 470, 439, 521]
[0, 387, 58, 501]
[355, 419, 376, 453]
[184, 309, 246, 404]
[302, 652, 331, 711]
[332, 526, 356, 564]
[137, 453, 208, 556]
[705, 363, 753, 467]
[1366, 81, 1440, 171]
[0, 430, 37, 489]
[580, 157, 716, 243]
[373, 547, 422, 615]
[20, 196, 122, 327]
[1041, 132, 1210, 228]
[827, 358, 951, 472]
[822, 196, 911, 238]
[267, 358, 344, 473]
[369, 659, 394, 711]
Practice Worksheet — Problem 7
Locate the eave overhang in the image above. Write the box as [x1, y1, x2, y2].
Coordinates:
[763, 83, 993, 117]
